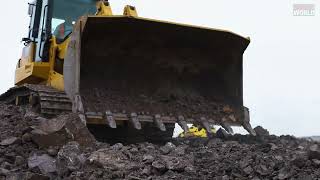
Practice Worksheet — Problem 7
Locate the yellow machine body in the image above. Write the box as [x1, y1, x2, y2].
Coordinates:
[15, 36, 68, 91]
[179, 126, 216, 138]
[14, 2, 138, 90]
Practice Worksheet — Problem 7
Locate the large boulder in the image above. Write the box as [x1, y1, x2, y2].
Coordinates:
[30, 117, 72, 148]
[61, 114, 96, 147]
[30, 114, 95, 148]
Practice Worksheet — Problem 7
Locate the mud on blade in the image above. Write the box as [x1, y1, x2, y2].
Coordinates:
[64, 16, 252, 132]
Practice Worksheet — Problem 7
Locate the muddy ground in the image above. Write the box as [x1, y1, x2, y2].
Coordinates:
[0, 102, 319, 180]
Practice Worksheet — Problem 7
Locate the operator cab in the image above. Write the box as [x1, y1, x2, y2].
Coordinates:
[26, 0, 97, 61]
[52, 0, 96, 42]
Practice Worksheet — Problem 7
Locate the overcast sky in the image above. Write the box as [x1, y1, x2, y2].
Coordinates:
[0, 1, 319, 136]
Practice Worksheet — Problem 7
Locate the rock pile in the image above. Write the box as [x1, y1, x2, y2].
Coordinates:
[0, 102, 319, 179]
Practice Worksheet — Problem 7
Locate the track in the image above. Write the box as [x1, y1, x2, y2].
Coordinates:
[0, 84, 72, 116]
[0, 84, 175, 143]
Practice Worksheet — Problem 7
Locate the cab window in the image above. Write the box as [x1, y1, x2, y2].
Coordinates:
[51, 0, 96, 41]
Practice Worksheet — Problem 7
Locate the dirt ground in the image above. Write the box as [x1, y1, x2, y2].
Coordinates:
[0, 102, 319, 180]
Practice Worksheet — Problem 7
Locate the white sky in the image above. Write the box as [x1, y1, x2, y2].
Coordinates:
[0, 1, 319, 136]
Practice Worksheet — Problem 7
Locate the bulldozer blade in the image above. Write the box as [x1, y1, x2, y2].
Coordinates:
[64, 16, 252, 132]
[78, 114, 87, 125]
[243, 121, 256, 136]
[221, 123, 234, 135]
[154, 114, 166, 131]
[105, 111, 117, 128]
[130, 113, 142, 130]
[178, 116, 189, 133]
[242, 107, 256, 136]
[200, 118, 212, 134]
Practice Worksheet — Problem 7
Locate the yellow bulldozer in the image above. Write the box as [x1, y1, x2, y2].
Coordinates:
[179, 125, 216, 138]
[0, 0, 256, 142]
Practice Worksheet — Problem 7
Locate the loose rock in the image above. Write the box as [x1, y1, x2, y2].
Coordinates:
[0, 100, 319, 179]
[308, 144, 320, 160]
[160, 142, 176, 154]
[254, 126, 270, 136]
[152, 160, 166, 172]
[0, 168, 10, 176]
[56, 142, 85, 176]
[22, 133, 32, 142]
[0, 137, 20, 146]
[28, 154, 56, 175]
[14, 156, 25, 166]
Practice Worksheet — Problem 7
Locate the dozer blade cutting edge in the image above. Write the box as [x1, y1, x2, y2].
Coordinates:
[64, 15, 256, 136]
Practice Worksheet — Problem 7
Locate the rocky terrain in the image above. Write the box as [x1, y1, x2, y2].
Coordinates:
[307, 136, 320, 142]
[0, 102, 319, 180]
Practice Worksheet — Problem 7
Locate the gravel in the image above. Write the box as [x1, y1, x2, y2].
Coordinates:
[0, 102, 319, 179]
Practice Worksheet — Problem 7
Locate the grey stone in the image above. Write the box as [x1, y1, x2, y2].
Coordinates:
[47, 148, 58, 157]
[184, 166, 196, 174]
[14, 156, 25, 166]
[1, 162, 13, 169]
[172, 145, 186, 156]
[291, 153, 308, 168]
[255, 164, 270, 176]
[21, 133, 32, 142]
[23, 110, 39, 121]
[251, 177, 261, 180]
[142, 166, 152, 175]
[269, 143, 278, 150]
[56, 142, 85, 176]
[88, 148, 136, 171]
[308, 144, 320, 160]
[0, 168, 9, 176]
[142, 155, 154, 164]
[5, 172, 25, 180]
[151, 160, 166, 171]
[110, 143, 124, 151]
[243, 166, 253, 175]
[30, 114, 95, 149]
[275, 155, 283, 161]
[221, 175, 230, 180]
[295, 173, 313, 180]
[129, 147, 138, 153]
[207, 138, 223, 148]
[5, 172, 50, 180]
[312, 159, 320, 166]
[30, 121, 71, 148]
[146, 144, 156, 150]
[253, 126, 269, 136]
[160, 142, 176, 155]
[0, 137, 20, 146]
[5, 152, 16, 163]
[277, 167, 292, 180]
[161, 155, 187, 171]
[28, 154, 56, 174]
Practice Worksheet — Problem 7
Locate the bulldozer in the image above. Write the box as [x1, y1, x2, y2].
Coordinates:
[0, 0, 256, 142]
[179, 125, 216, 138]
